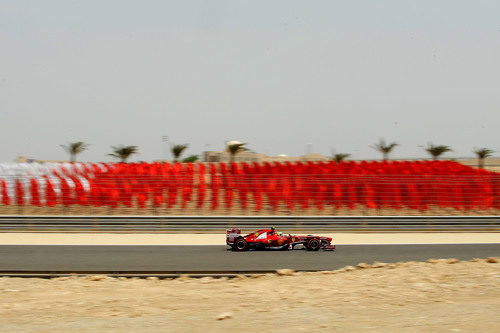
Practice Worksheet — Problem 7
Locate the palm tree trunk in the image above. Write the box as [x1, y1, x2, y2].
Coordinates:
[479, 158, 484, 168]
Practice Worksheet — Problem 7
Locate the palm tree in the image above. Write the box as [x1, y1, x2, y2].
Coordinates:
[333, 153, 350, 163]
[370, 139, 398, 161]
[330, 149, 350, 163]
[423, 143, 452, 160]
[171, 144, 188, 162]
[60, 142, 89, 163]
[108, 145, 138, 163]
[226, 142, 247, 162]
[474, 148, 494, 168]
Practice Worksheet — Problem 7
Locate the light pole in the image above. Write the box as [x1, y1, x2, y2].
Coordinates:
[162, 136, 168, 161]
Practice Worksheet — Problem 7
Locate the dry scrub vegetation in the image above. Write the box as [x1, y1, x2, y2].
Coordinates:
[1, 258, 499, 332]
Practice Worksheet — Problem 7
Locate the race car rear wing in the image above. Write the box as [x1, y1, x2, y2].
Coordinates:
[226, 228, 241, 245]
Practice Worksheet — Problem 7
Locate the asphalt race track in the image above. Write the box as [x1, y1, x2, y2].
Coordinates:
[0, 244, 499, 273]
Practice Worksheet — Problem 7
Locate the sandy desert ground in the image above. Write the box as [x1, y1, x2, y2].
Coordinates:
[0, 258, 499, 332]
[1, 232, 499, 245]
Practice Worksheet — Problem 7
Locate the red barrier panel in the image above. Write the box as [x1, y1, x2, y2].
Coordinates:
[1, 161, 499, 214]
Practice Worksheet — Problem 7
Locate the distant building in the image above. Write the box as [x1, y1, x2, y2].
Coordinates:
[203, 151, 330, 163]
[15, 156, 68, 163]
[203, 151, 260, 162]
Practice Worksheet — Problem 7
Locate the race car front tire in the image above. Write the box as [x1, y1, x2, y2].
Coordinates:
[306, 238, 321, 251]
[233, 238, 249, 251]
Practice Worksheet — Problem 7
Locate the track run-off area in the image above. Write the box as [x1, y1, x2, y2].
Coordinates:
[1, 244, 499, 275]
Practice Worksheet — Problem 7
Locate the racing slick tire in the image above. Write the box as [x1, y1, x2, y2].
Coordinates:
[233, 238, 249, 252]
[306, 238, 321, 251]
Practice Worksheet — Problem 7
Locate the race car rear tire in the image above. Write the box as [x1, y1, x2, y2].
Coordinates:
[233, 238, 249, 252]
[306, 238, 321, 251]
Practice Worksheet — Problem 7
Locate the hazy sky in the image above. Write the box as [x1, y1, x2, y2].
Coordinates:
[1, 0, 499, 162]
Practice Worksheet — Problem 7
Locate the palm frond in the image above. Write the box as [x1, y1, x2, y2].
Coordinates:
[60, 141, 89, 162]
[332, 153, 350, 163]
[423, 143, 452, 159]
[227, 143, 247, 155]
[171, 144, 189, 160]
[474, 148, 494, 159]
[370, 139, 398, 160]
[108, 145, 139, 162]
[370, 139, 399, 153]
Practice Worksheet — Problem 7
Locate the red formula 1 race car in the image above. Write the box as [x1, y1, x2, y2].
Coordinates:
[226, 227, 335, 251]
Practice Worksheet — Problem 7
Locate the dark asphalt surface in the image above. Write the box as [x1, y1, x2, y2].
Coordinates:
[1, 244, 499, 272]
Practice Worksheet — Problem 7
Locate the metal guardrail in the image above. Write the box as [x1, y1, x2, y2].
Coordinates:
[0, 215, 499, 233]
